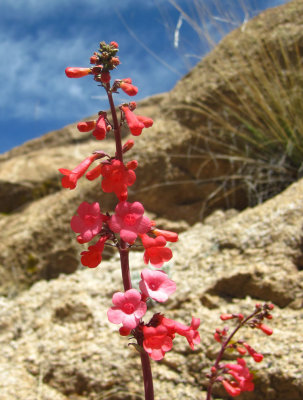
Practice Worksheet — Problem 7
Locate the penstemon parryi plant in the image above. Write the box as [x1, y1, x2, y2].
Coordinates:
[61, 41, 274, 400]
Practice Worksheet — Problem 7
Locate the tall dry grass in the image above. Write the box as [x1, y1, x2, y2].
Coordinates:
[163, 0, 302, 209]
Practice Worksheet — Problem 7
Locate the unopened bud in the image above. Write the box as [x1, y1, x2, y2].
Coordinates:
[65, 67, 91, 78]
[110, 41, 119, 49]
[220, 314, 234, 321]
[126, 160, 138, 170]
[122, 139, 135, 153]
[90, 55, 98, 64]
[256, 323, 273, 336]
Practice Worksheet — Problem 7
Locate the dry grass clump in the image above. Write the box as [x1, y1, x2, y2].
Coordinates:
[166, 0, 303, 209]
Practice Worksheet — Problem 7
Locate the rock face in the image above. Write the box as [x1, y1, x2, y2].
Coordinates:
[0, 0, 302, 399]
[0, 177, 302, 399]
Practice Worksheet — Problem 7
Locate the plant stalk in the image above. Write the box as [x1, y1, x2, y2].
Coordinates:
[206, 309, 260, 400]
[106, 83, 154, 400]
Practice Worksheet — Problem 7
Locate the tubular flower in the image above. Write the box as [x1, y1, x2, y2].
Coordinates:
[162, 316, 201, 350]
[101, 159, 136, 201]
[139, 268, 176, 303]
[86, 164, 102, 181]
[152, 229, 178, 242]
[255, 323, 273, 336]
[77, 120, 96, 132]
[136, 115, 153, 128]
[120, 81, 138, 96]
[59, 154, 99, 190]
[70, 201, 105, 243]
[65, 67, 91, 78]
[108, 201, 151, 244]
[121, 105, 145, 136]
[223, 358, 254, 396]
[142, 324, 173, 361]
[140, 234, 173, 268]
[80, 236, 108, 268]
[242, 342, 264, 362]
[107, 289, 147, 330]
[93, 114, 107, 140]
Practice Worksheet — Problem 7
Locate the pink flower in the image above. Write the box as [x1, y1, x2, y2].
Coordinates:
[80, 236, 107, 268]
[140, 234, 173, 267]
[142, 324, 173, 361]
[70, 202, 105, 243]
[101, 159, 136, 201]
[107, 289, 147, 330]
[139, 269, 176, 303]
[121, 105, 145, 136]
[59, 154, 98, 189]
[93, 114, 107, 140]
[108, 201, 151, 244]
[223, 358, 254, 396]
[65, 67, 91, 78]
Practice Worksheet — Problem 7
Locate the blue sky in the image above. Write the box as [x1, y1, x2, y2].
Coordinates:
[0, 0, 289, 154]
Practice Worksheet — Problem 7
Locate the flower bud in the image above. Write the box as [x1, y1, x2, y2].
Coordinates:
[110, 41, 119, 48]
[120, 81, 138, 96]
[65, 67, 91, 78]
[122, 139, 135, 153]
[126, 160, 138, 170]
[256, 323, 273, 336]
[90, 55, 98, 64]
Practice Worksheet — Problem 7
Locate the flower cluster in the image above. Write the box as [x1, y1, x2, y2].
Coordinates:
[60, 41, 200, 370]
[207, 303, 274, 398]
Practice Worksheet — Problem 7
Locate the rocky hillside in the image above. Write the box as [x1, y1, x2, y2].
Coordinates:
[0, 0, 302, 399]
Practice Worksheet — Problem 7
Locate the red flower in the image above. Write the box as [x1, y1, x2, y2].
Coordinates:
[121, 105, 145, 136]
[136, 115, 153, 128]
[70, 201, 105, 243]
[65, 67, 91, 78]
[142, 324, 173, 361]
[59, 154, 98, 189]
[242, 342, 264, 362]
[108, 201, 151, 244]
[80, 236, 107, 268]
[120, 81, 138, 96]
[162, 316, 201, 350]
[77, 120, 96, 132]
[139, 268, 176, 303]
[140, 234, 173, 267]
[222, 380, 241, 397]
[92, 114, 107, 140]
[101, 159, 136, 201]
[152, 228, 178, 242]
[223, 358, 254, 396]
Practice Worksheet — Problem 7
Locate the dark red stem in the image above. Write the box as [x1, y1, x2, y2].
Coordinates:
[106, 83, 154, 400]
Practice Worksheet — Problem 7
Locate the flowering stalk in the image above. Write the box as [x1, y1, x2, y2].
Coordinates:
[206, 303, 274, 399]
[61, 41, 200, 400]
